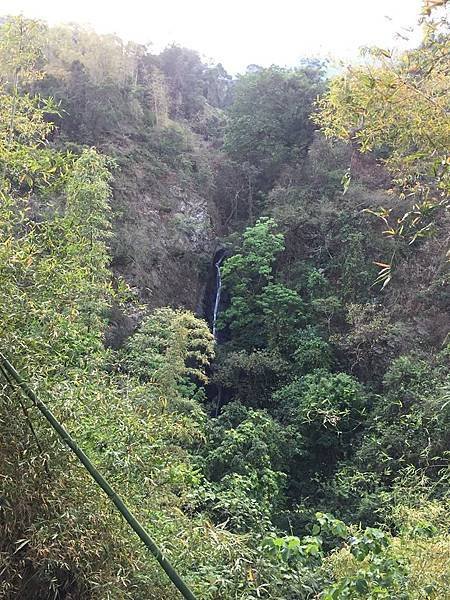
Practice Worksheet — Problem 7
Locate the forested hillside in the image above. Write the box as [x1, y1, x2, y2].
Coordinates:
[0, 5, 449, 599]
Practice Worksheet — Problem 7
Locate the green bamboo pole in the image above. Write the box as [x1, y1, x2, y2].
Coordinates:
[0, 352, 198, 600]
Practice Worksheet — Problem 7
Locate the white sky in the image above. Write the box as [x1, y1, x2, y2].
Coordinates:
[2, 0, 423, 73]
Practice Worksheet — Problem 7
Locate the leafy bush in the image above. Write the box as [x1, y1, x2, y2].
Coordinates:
[213, 348, 288, 407]
[291, 327, 333, 375]
[274, 370, 366, 466]
[123, 307, 214, 403]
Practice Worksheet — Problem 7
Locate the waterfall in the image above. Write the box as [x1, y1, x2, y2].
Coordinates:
[212, 254, 225, 339]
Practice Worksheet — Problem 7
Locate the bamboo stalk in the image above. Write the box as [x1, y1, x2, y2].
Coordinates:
[0, 352, 198, 600]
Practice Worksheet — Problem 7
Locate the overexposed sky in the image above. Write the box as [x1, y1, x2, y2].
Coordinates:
[2, 0, 423, 72]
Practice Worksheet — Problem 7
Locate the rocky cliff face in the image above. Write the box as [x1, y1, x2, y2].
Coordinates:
[112, 181, 216, 310]
[102, 130, 224, 346]
[33, 38, 234, 325]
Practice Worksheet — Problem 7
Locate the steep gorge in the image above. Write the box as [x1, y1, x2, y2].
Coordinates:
[1, 14, 449, 600]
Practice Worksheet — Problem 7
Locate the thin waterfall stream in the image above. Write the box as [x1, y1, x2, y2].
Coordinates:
[212, 253, 225, 339]
[203, 249, 229, 416]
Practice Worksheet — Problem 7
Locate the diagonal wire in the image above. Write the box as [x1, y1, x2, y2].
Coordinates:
[0, 352, 198, 600]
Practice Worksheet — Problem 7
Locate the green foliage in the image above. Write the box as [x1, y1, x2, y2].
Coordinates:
[225, 63, 325, 188]
[196, 469, 285, 532]
[123, 307, 214, 403]
[276, 370, 366, 437]
[323, 531, 409, 599]
[219, 218, 313, 358]
[204, 402, 286, 479]
[199, 402, 287, 530]
[0, 15, 46, 84]
[262, 513, 412, 600]
[315, 12, 450, 275]
[213, 348, 288, 407]
[274, 370, 366, 465]
[223, 217, 285, 280]
[323, 492, 450, 598]
[0, 160, 113, 374]
[263, 533, 323, 566]
[331, 303, 405, 381]
[0, 16, 66, 194]
[220, 217, 286, 348]
[158, 45, 206, 119]
[291, 327, 333, 375]
[257, 282, 306, 350]
[353, 354, 450, 484]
